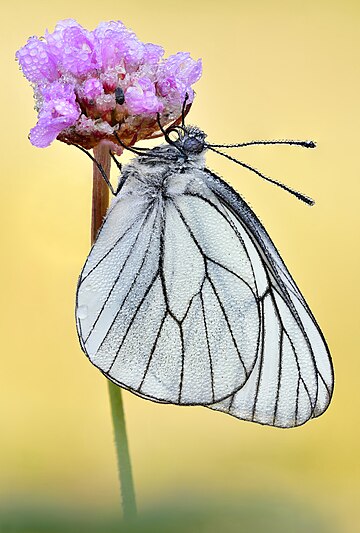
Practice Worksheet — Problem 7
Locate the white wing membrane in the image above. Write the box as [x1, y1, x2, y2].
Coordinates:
[77, 201, 159, 362]
[204, 170, 333, 427]
[76, 171, 261, 405]
[76, 165, 333, 426]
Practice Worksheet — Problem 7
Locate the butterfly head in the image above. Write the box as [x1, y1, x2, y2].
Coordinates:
[165, 125, 207, 157]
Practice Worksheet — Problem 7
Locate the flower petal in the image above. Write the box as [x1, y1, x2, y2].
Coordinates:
[125, 78, 163, 114]
[16, 37, 58, 83]
[30, 82, 81, 147]
[45, 19, 97, 77]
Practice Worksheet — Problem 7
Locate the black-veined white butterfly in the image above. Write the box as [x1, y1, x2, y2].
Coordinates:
[75, 117, 334, 429]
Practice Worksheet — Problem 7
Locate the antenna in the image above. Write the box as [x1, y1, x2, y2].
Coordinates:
[206, 145, 315, 206]
[207, 139, 316, 149]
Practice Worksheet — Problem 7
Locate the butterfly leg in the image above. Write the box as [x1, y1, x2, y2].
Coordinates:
[109, 151, 128, 196]
[74, 144, 116, 196]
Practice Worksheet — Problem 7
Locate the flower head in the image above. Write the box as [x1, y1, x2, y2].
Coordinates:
[16, 19, 202, 153]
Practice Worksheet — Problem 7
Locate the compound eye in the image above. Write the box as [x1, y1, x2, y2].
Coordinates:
[183, 136, 204, 154]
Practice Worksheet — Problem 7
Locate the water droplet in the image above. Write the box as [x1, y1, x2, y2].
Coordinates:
[77, 305, 88, 319]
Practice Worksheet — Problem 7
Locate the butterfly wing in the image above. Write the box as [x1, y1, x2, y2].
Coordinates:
[76, 164, 333, 425]
[202, 169, 334, 427]
[76, 169, 263, 405]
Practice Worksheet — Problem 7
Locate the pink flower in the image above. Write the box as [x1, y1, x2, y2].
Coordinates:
[158, 52, 202, 103]
[15, 37, 58, 83]
[94, 21, 137, 71]
[143, 43, 164, 65]
[81, 78, 104, 101]
[29, 82, 81, 147]
[16, 19, 202, 151]
[45, 19, 97, 77]
[126, 78, 163, 114]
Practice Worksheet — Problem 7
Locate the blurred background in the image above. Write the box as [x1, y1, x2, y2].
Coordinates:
[1, 1, 359, 531]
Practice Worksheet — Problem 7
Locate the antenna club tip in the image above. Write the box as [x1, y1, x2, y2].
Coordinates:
[304, 140, 316, 148]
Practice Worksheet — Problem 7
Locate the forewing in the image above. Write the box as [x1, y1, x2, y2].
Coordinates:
[158, 196, 261, 404]
[203, 169, 334, 427]
[76, 192, 161, 365]
[76, 170, 262, 405]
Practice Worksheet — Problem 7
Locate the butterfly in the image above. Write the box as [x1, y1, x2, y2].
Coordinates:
[75, 115, 334, 429]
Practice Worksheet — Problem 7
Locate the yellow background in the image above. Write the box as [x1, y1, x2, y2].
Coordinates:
[1, 1, 359, 531]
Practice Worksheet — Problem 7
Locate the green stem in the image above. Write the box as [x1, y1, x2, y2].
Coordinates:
[107, 381, 137, 518]
[92, 144, 137, 520]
